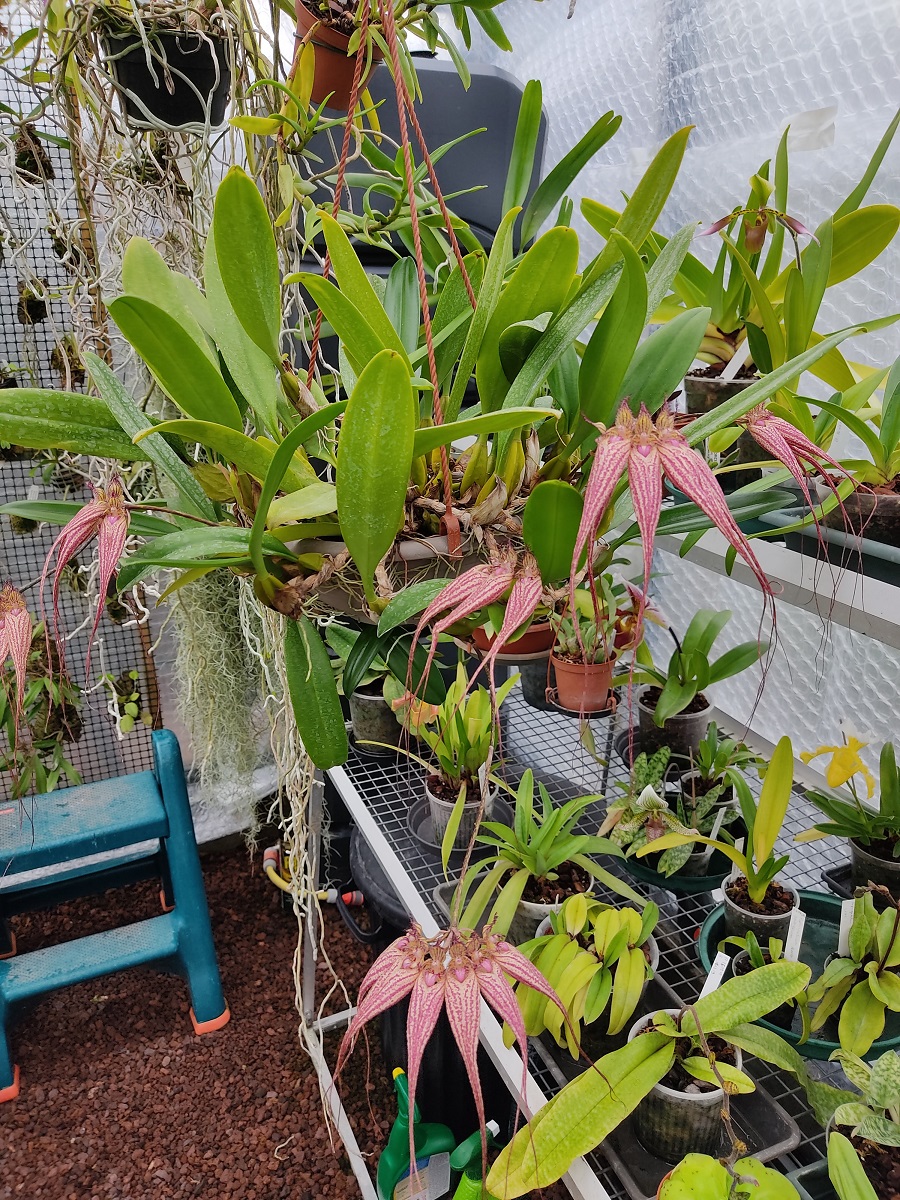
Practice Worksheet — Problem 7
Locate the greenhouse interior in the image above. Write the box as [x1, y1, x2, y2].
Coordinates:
[2, 0, 900, 1197]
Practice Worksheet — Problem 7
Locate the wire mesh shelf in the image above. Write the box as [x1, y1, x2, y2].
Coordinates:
[337, 684, 853, 1197]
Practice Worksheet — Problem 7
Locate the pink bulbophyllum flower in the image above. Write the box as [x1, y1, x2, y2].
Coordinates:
[738, 405, 859, 532]
[0, 582, 34, 734]
[572, 403, 774, 637]
[40, 474, 130, 674]
[335, 922, 569, 1181]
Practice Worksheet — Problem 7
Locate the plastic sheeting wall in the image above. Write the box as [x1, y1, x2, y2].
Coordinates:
[467, 0, 900, 754]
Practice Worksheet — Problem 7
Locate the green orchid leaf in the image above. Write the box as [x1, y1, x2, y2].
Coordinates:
[522, 480, 583, 584]
[320, 213, 410, 364]
[0, 387, 151, 463]
[109, 296, 243, 431]
[476, 225, 580, 412]
[337, 350, 415, 608]
[138, 419, 313, 492]
[204, 232, 280, 437]
[284, 615, 349, 769]
[448, 205, 520, 420]
[84, 353, 216, 520]
[213, 166, 283, 363]
[412, 406, 546, 456]
[486, 1032, 673, 1196]
[576, 231, 647, 436]
[521, 110, 622, 246]
[377, 579, 450, 638]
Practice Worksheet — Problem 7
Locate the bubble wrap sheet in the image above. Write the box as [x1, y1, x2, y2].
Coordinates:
[467, 0, 900, 759]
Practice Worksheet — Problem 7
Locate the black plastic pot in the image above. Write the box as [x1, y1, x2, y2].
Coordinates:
[342, 830, 512, 1142]
[637, 689, 712, 761]
[103, 30, 231, 131]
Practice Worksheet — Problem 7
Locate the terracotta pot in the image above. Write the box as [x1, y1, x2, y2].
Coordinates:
[723, 878, 800, 943]
[628, 1009, 742, 1160]
[295, 1, 383, 110]
[637, 688, 712, 760]
[472, 622, 554, 657]
[551, 655, 615, 713]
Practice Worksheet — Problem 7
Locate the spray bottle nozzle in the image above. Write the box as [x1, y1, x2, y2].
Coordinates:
[449, 1119, 500, 1175]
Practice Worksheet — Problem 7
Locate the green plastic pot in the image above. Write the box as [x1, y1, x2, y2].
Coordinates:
[698, 890, 900, 1060]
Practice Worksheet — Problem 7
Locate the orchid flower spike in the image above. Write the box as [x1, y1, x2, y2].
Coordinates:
[0, 582, 34, 733]
[40, 474, 129, 675]
[336, 923, 568, 1182]
[571, 403, 773, 638]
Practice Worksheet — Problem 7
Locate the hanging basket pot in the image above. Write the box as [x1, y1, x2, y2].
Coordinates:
[295, 1, 384, 111]
[103, 29, 232, 132]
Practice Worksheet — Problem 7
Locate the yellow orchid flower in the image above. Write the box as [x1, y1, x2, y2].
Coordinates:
[800, 736, 875, 798]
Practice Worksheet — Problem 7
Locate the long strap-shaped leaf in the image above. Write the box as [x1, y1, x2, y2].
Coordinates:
[284, 615, 349, 770]
[85, 353, 216, 521]
[446, 206, 520, 422]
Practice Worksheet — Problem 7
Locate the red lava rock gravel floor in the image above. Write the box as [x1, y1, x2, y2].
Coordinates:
[0, 846, 569, 1200]
[1, 847, 396, 1199]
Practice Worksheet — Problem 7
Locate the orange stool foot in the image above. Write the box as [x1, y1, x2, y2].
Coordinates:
[0, 932, 16, 960]
[159, 890, 175, 913]
[190, 1005, 230, 1035]
[0, 1067, 20, 1103]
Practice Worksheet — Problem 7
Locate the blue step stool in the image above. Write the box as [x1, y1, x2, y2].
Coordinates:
[0, 728, 229, 1100]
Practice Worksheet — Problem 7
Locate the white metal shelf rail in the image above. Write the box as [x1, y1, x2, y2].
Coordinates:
[306, 690, 850, 1198]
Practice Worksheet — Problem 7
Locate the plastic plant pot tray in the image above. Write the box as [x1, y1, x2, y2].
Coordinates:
[785, 1161, 836, 1200]
[622, 848, 734, 895]
[697, 890, 900, 1060]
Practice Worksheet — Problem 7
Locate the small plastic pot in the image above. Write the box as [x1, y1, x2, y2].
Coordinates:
[680, 769, 734, 812]
[628, 1009, 741, 1160]
[103, 30, 232, 131]
[723, 879, 800, 944]
[519, 657, 554, 711]
[850, 838, 900, 894]
[508, 871, 596, 945]
[822, 489, 900, 548]
[551, 655, 615, 714]
[295, 0, 383, 110]
[425, 776, 494, 851]
[731, 950, 795, 1030]
[637, 689, 712, 760]
[348, 689, 400, 754]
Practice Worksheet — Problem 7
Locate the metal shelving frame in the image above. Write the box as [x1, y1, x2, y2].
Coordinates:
[316, 687, 851, 1198]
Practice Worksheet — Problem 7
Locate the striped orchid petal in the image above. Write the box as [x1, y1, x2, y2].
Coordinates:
[570, 428, 631, 609]
[357, 928, 421, 1001]
[405, 968, 447, 1169]
[469, 557, 543, 697]
[412, 560, 516, 684]
[0, 583, 33, 726]
[626, 408, 664, 625]
[40, 475, 130, 676]
[444, 959, 487, 1175]
[484, 933, 571, 1024]
[336, 958, 420, 1075]
[656, 414, 772, 600]
[742, 406, 854, 496]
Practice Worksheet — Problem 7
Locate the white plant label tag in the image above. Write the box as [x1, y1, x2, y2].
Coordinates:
[702, 807, 728, 859]
[783, 908, 806, 961]
[727, 837, 745, 883]
[838, 899, 855, 956]
[699, 952, 731, 999]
